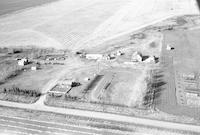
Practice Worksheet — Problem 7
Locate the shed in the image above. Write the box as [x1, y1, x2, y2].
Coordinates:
[31, 65, 38, 71]
[166, 44, 174, 50]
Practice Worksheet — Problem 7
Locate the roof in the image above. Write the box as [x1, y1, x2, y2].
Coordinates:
[49, 85, 71, 94]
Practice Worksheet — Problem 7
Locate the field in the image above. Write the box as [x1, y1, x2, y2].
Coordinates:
[0, 0, 131, 49]
[0, 0, 58, 16]
[165, 30, 200, 72]
[0, 0, 198, 50]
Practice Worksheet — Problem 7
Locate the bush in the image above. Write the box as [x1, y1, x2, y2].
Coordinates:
[2, 86, 41, 98]
[65, 95, 79, 101]
[0, 62, 23, 83]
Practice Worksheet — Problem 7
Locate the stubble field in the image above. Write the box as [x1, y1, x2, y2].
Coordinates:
[0, 0, 198, 50]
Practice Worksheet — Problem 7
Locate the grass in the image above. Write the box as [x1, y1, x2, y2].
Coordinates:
[0, 86, 41, 104]
[0, 59, 42, 103]
[0, 49, 66, 102]
[90, 69, 147, 107]
[151, 28, 200, 120]
[0, 65, 64, 92]
[0, 0, 128, 49]
[0, 60, 23, 83]
[45, 94, 149, 116]
[0, 106, 194, 135]
[46, 68, 150, 113]
[45, 94, 199, 126]
[44, 68, 151, 115]
[165, 29, 200, 72]
[0, 63, 65, 103]
[0, 48, 64, 103]
[0, 93, 39, 104]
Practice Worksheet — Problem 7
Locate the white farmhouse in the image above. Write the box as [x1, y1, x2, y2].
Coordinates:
[86, 54, 103, 60]
[144, 56, 155, 63]
[131, 51, 142, 62]
[18, 58, 28, 66]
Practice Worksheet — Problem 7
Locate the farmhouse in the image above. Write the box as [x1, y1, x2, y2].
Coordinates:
[144, 56, 156, 63]
[86, 54, 103, 60]
[18, 58, 28, 66]
[131, 51, 142, 62]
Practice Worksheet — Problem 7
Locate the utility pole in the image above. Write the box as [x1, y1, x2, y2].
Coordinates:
[97, 61, 99, 73]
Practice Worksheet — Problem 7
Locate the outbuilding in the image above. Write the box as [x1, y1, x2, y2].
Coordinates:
[166, 44, 174, 50]
[31, 65, 38, 71]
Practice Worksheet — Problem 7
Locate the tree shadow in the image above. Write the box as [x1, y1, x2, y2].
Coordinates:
[152, 81, 166, 88]
[142, 56, 149, 61]
[153, 74, 164, 79]
[196, 0, 200, 10]
[143, 71, 166, 108]
[155, 57, 159, 63]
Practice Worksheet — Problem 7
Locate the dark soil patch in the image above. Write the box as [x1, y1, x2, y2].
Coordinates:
[149, 42, 157, 48]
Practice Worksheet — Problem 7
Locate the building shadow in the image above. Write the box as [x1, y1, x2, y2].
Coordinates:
[142, 55, 159, 63]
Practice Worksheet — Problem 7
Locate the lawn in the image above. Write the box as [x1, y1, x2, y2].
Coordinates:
[90, 69, 147, 107]
[0, 65, 65, 92]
